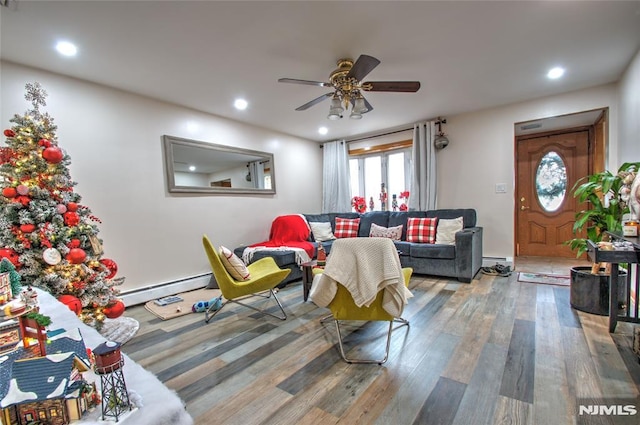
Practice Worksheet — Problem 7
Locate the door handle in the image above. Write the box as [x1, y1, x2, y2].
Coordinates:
[521, 205, 530, 210]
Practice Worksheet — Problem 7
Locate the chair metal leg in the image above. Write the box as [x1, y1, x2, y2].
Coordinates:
[332, 318, 409, 365]
[205, 299, 228, 323]
[205, 289, 286, 323]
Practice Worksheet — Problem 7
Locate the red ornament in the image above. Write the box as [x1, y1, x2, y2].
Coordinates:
[38, 138, 51, 148]
[15, 196, 30, 207]
[63, 211, 80, 226]
[103, 300, 125, 319]
[66, 248, 87, 264]
[58, 294, 83, 315]
[19, 224, 36, 233]
[67, 239, 81, 249]
[42, 146, 63, 163]
[66, 202, 79, 212]
[100, 258, 118, 279]
[2, 187, 17, 198]
[0, 248, 21, 268]
[3, 129, 15, 137]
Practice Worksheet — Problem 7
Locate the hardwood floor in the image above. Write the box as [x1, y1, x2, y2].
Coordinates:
[122, 258, 639, 424]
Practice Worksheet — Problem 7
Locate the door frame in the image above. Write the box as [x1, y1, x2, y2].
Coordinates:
[514, 108, 607, 258]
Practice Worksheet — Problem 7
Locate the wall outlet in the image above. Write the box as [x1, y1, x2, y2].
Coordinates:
[495, 183, 507, 193]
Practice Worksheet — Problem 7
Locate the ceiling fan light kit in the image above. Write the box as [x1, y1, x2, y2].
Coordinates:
[279, 54, 421, 121]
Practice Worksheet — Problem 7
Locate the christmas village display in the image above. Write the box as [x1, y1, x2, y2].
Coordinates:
[0, 83, 125, 328]
[0, 273, 132, 424]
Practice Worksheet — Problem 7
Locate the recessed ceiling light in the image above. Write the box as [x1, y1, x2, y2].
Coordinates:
[547, 67, 565, 79]
[189, 165, 196, 172]
[234, 98, 248, 110]
[318, 127, 328, 135]
[55, 41, 77, 57]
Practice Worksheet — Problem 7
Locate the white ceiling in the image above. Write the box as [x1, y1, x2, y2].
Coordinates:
[1, 1, 639, 142]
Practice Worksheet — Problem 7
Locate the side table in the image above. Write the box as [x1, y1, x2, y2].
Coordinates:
[301, 260, 318, 302]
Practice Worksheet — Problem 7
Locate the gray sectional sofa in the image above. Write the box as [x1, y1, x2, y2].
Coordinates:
[234, 208, 483, 285]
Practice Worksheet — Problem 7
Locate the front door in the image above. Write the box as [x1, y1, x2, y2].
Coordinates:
[516, 131, 589, 257]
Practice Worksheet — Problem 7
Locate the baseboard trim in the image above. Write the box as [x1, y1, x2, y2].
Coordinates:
[120, 273, 214, 307]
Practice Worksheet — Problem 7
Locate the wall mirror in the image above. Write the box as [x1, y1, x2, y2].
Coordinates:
[163, 135, 276, 194]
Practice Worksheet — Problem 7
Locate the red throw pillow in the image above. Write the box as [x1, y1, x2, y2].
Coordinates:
[334, 217, 360, 238]
[406, 217, 438, 243]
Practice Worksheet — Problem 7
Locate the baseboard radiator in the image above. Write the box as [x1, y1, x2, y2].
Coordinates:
[119, 273, 215, 307]
[482, 256, 514, 267]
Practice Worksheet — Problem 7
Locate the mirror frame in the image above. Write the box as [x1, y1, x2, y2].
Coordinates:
[163, 135, 277, 195]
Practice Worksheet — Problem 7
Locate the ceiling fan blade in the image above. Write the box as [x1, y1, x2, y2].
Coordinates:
[364, 81, 421, 92]
[346, 54, 381, 81]
[278, 78, 332, 88]
[295, 92, 334, 111]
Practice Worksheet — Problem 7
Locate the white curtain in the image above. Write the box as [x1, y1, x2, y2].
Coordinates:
[408, 121, 437, 210]
[322, 140, 352, 213]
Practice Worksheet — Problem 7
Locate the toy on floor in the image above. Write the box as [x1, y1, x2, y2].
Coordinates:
[192, 296, 223, 313]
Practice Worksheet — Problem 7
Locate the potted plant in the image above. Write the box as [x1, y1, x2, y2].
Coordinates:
[567, 162, 639, 315]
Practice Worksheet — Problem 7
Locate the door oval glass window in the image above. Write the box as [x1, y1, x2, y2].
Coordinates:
[535, 151, 567, 212]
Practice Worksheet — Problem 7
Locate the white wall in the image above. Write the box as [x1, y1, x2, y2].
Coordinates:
[618, 49, 640, 164]
[0, 61, 323, 292]
[440, 84, 619, 260]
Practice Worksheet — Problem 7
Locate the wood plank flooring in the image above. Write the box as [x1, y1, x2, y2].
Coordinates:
[122, 259, 640, 424]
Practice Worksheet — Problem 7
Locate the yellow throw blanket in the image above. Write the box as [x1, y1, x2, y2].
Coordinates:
[310, 238, 412, 317]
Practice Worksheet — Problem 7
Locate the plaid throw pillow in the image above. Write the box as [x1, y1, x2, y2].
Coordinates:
[334, 217, 360, 238]
[406, 217, 438, 243]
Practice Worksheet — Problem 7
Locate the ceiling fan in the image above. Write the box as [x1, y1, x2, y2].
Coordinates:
[278, 54, 421, 120]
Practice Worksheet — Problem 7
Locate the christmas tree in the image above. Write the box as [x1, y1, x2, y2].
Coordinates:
[0, 82, 124, 327]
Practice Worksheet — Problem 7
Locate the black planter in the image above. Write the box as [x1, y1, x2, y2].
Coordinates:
[570, 266, 628, 316]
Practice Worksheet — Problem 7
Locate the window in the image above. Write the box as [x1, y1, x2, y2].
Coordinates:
[349, 148, 411, 211]
[535, 150, 567, 212]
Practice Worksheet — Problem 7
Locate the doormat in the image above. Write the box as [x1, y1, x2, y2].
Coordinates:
[144, 287, 221, 320]
[517, 271, 570, 286]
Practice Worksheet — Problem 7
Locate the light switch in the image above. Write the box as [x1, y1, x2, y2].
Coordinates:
[495, 183, 507, 193]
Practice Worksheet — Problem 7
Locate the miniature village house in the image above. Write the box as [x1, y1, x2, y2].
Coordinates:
[0, 328, 99, 425]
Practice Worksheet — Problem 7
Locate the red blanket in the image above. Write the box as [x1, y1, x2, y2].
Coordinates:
[250, 214, 314, 257]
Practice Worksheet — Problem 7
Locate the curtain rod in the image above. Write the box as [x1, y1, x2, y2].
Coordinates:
[341, 115, 444, 144]
[345, 126, 413, 144]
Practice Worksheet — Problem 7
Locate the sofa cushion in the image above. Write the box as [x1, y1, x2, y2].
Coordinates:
[309, 221, 336, 242]
[369, 223, 403, 240]
[435, 216, 464, 245]
[425, 209, 476, 228]
[357, 211, 389, 237]
[303, 214, 332, 241]
[393, 241, 412, 256]
[389, 211, 427, 240]
[410, 243, 456, 259]
[335, 217, 360, 238]
[406, 217, 438, 243]
[234, 247, 296, 268]
[329, 213, 360, 231]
